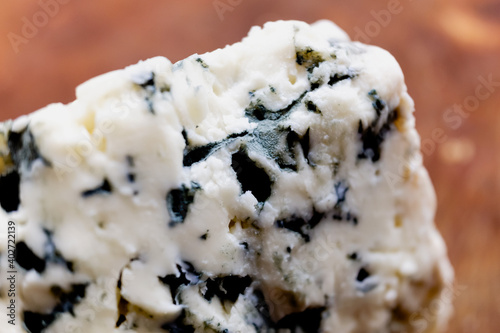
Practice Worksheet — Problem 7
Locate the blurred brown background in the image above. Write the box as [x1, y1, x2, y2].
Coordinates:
[0, 0, 499, 332]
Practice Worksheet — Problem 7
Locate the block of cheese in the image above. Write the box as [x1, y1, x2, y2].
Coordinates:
[0, 20, 453, 333]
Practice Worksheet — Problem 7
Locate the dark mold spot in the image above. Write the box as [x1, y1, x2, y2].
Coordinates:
[181, 129, 189, 146]
[145, 98, 155, 114]
[296, 47, 324, 73]
[82, 179, 112, 198]
[347, 252, 358, 261]
[227, 131, 249, 140]
[16, 230, 74, 274]
[356, 267, 370, 282]
[159, 261, 202, 302]
[195, 57, 209, 69]
[332, 209, 359, 225]
[50, 284, 87, 315]
[23, 312, 56, 333]
[182, 131, 248, 167]
[203, 275, 252, 303]
[136, 72, 155, 90]
[23, 284, 87, 333]
[300, 129, 311, 163]
[355, 267, 377, 292]
[247, 289, 326, 331]
[8, 128, 50, 172]
[116, 269, 129, 328]
[276, 209, 324, 242]
[126, 155, 135, 167]
[15, 242, 46, 273]
[183, 142, 218, 167]
[333, 161, 340, 176]
[284, 132, 300, 169]
[286, 246, 292, 253]
[161, 310, 195, 333]
[245, 124, 311, 172]
[167, 182, 200, 227]
[306, 101, 321, 113]
[158, 272, 187, 303]
[245, 92, 307, 123]
[310, 81, 321, 91]
[183, 89, 315, 178]
[252, 125, 296, 171]
[328, 73, 354, 86]
[133, 72, 156, 114]
[243, 91, 315, 171]
[125, 156, 136, 183]
[369, 89, 386, 116]
[334, 181, 349, 204]
[245, 102, 280, 122]
[275, 307, 325, 332]
[200, 232, 208, 240]
[127, 173, 136, 183]
[231, 149, 272, 203]
[332, 181, 358, 225]
[357, 90, 398, 162]
[0, 170, 21, 212]
[286, 128, 311, 166]
[160, 85, 171, 93]
[178, 261, 202, 284]
[115, 314, 126, 328]
[44, 229, 74, 272]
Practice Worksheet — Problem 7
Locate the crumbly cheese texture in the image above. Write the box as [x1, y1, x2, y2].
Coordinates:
[0, 20, 453, 333]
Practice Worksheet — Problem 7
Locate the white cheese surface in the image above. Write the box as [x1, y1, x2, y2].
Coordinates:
[0, 20, 453, 333]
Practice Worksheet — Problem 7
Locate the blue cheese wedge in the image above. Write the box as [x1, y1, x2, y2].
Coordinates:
[0, 20, 453, 333]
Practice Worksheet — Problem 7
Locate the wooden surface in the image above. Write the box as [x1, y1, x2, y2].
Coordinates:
[0, 0, 499, 331]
